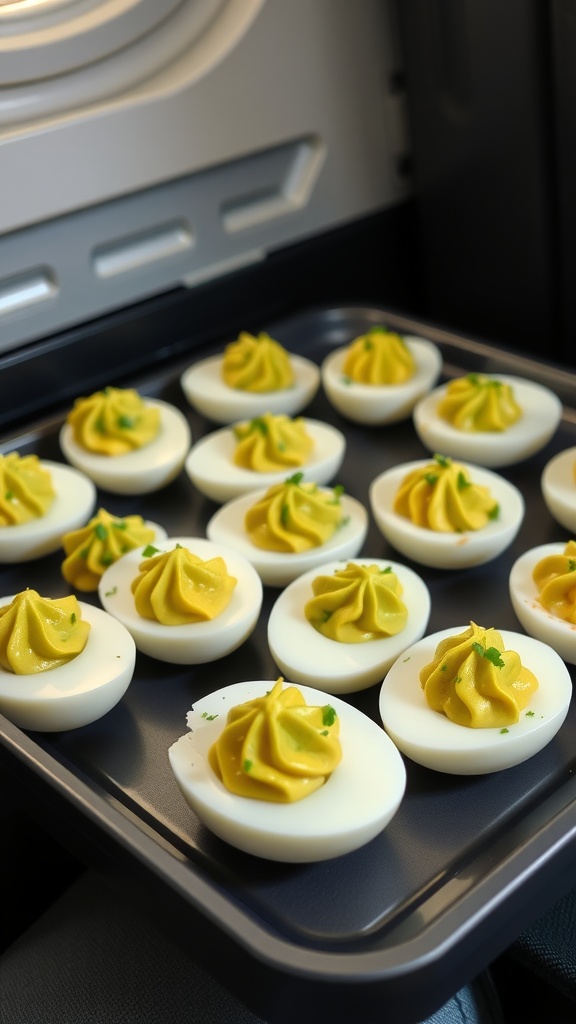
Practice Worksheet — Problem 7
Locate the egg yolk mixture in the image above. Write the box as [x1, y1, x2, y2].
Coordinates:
[393, 453, 499, 532]
[221, 331, 294, 392]
[304, 562, 408, 643]
[67, 387, 160, 455]
[342, 325, 415, 385]
[0, 590, 90, 674]
[62, 508, 156, 591]
[420, 621, 538, 728]
[208, 677, 342, 802]
[437, 373, 522, 432]
[232, 412, 313, 471]
[532, 539, 576, 623]
[0, 452, 55, 526]
[131, 545, 237, 625]
[245, 473, 347, 553]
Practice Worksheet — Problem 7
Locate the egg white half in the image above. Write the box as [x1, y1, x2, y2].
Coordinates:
[267, 558, 431, 693]
[0, 461, 96, 563]
[180, 353, 321, 425]
[206, 490, 369, 587]
[169, 679, 407, 862]
[98, 536, 263, 664]
[321, 337, 442, 425]
[379, 627, 572, 774]
[413, 375, 562, 468]
[0, 600, 136, 732]
[509, 542, 576, 665]
[184, 418, 346, 504]
[541, 446, 576, 534]
[369, 460, 525, 570]
[59, 398, 192, 494]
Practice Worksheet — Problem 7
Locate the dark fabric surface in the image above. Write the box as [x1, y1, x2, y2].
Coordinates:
[510, 884, 576, 1006]
[0, 869, 503, 1024]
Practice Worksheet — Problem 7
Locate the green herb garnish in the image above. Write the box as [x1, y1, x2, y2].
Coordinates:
[471, 641, 505, 668]
[243, 759, 253, 773]
[322, 705, 337, 727]
[328, 484, 344, 505]
[457, 471, 470, 491]
[142, 544, 160, 558]
[70, 612, 76, 624]
[94, 523, 107, 541]
[488, 504, 500, 520]
[117, 415, 136, 429]
[250, 416, 268, 435]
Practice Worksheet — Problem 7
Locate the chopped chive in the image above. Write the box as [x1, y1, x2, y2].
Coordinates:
[472, 642, 505, 667]
[94, 523, 107, 541]
[117, 415, 136, 429]
[142, 544, 160, 558]
[322, 705, 337, 727]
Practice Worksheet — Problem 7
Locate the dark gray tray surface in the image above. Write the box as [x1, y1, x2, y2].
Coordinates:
[1, 306, 576, 1020]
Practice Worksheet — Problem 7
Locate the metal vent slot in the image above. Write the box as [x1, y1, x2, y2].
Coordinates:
[92, 221, 194, 279]
[0, 268, 57, 317]
[220, 137, 325, 233]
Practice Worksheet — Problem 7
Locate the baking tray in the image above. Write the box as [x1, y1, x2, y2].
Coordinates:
[2, 305, 576, 1024]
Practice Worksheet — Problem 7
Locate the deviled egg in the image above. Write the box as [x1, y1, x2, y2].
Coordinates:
[59, 387, 191, 494]
[169, 678, 406, 862]
[185, 416, 346, 504]
[98, 536, 263, 663]
[61, 507, 168, 591]
[267, 558, 431, 693]
[0, 453, 96, 562]
[509, 540, 576, 665]
[413, 373, 562, 468]
[369, 455, 524, 569]
[320, 325, 442, 425]
[379, 624, 571, 774]
[206, 476, 368, 586]
[0, 590, 136, 732]
[541, 446, 576, 534]
[180, 331, 320, 425]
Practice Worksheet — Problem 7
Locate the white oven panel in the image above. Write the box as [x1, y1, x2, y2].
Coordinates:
[0, 0, 409, 353]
